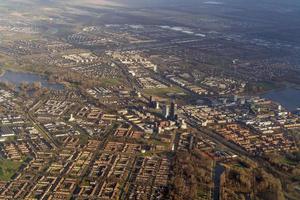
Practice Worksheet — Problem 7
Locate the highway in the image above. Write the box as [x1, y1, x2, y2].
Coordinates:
[26, 112, 59, 149]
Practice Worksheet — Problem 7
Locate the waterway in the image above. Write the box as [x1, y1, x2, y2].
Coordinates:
[261, 87, 300, 111]
[0, 70, 64, 90]
[213, 162, 225, 200]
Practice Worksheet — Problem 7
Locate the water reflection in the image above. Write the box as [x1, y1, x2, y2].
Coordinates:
[0, 70, 64, 90]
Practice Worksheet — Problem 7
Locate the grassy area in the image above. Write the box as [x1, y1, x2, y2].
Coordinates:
[148, 139, 170, 149]
[100, 77, 122, 87]
[0, 50, 51, 76]
[268, 152, 300, 166]
[143, 86, 185, 98]
[76, 133, 90, 145]
[0, 53, 14, 66]
[2, 60, 47, 75]
[281, 158, 298, 165]
[0, 159, 22, 181]
[197, 187, 210, 199]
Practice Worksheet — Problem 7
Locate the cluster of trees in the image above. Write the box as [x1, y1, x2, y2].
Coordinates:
[46, 69, 102, 89]
[266, 151, 300, 181]
[19, 81, 42, 91]
[0, 82, 15, 91]
[221, 161, 285, 200]
[286, 151, 300, 163]
[244, 81, 280, 94]
[17, 81, 50, 97]
[169, 151, 213, 200]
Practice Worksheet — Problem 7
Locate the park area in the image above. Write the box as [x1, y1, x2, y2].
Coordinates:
[0, 159, 21, 181]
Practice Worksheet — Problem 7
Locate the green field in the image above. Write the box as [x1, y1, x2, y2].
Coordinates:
[100, 77, 122, 86]
[143, 87, 185, 98]
[0, 159, 22, 181]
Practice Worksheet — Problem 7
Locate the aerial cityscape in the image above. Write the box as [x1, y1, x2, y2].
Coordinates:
[0, 0, 299, 200]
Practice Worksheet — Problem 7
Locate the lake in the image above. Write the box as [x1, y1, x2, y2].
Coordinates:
[261, 87, 300, 111]
[0, 70, 64, 91]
